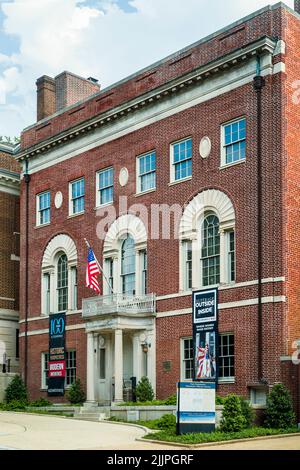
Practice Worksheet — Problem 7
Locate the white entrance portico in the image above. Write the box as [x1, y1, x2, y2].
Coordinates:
[83, 294, 156, 403]
[83, 214, 156, 404]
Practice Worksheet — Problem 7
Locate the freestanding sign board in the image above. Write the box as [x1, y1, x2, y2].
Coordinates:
[177, 382, 216, 434]
[193, 289, 218, 381]
[48, 313, 66, 397]
[176, 288, 219, 435]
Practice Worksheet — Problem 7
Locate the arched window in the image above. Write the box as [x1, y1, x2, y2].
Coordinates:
[121, 235, 136, 295]
[179, 190, 235, 290]
[41, 234, 78, 315]
[201, 214, 220, 286]
[57, 253, 68, 311]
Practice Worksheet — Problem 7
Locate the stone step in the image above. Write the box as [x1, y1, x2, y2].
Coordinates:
[73, 413, 108, 422]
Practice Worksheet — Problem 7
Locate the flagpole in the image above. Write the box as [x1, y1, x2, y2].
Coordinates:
[84, 238, 114, 294]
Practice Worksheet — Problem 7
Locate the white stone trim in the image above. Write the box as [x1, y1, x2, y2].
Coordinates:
[19, 323, 85, 337]
[0, 296, 15, 302]
[157, 296, 286, 318]
[19, 309, 82, 324]
[42, 234, 78, 268]
[20, 39, 278, 175]
[158, 277, 285, 300]
[273, 62, 286, 75]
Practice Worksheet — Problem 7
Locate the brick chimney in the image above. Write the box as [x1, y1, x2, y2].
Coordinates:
[55, 71, 100, 112]
[36, 71, 100, 122]
[295, 0, 300, 14]
[36, 75, 56, 121]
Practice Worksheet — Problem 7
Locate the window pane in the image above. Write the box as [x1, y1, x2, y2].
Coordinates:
[201, 214, 220, 286]
[224, 119, 246, 165]
[57, 254, 68, 311]
[121, 235, 136, 295]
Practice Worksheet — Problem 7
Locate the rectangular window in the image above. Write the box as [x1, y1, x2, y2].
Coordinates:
[138, 151, 156, 193]
[97, 168, 114, 206]
[222, 118, 246, 166]
[171, 138, 192, 182]
[181, 338, 194, 381]
[37, 191, 50, 226]
[218, 334, 235, 380]
[43, 272, 51, 315]
[99, 348, 106, 380]
[70, 178, 85, 215]
[184, 241, 193, 290]
[141, 251, 147, 295]
[71, 267, 78, 310]
[65, 350, 76, 386]
[228, 231, 235, 283]
[42, 351, 76, 389]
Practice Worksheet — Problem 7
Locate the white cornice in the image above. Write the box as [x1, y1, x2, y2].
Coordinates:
[17, 36, 277, 173]
[0, 169, 20, 195]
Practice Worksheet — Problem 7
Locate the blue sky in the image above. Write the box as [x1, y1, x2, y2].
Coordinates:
[0, 0, 294, 138]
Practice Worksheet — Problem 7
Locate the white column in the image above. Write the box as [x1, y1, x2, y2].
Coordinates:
[146, 331, 156, 398]
[93, 333, 99, 402]
[219, 228, 226, 284]
[50, 270, 55, 313]
[192, 237, 200, 290]
[135, 249, 140, 295]
[132, 333, 142, 383]
[67, 266, 72, 311]
[86, 332, 96, 403]
[114, 329, 123, 402]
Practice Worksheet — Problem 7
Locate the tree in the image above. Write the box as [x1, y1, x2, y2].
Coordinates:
[220, 394, 247, 432]
[135, 376, 154, 402]
[264, 383, 296, 429]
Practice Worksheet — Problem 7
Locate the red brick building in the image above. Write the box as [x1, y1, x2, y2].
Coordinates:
[17, 2, 300, 417]
[0, 140, 20, 395]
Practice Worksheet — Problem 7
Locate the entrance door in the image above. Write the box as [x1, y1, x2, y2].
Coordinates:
[97, 339, 112, 404]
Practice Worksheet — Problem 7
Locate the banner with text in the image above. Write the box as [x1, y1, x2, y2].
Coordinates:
[193, 289, 218, 382]
[48, 313, 66, 397]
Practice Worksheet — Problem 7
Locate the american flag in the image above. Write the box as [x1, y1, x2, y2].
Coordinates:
[86, 247, 101, 294]
[196, 344, 211, 379]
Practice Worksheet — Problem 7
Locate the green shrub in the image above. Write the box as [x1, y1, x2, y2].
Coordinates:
[239, 397, 255, 428]
[30, 398, 52, 407]
[264, 383, 296, 429]
[66, 379, 86, 405]
[164, 394, 177, 405]
[5, 375, 28, 404]
[220, 394, 246, 433]
[216, 395, 225, 405]
[135, 376, 154, 402]
[156, 413, 176, 431]
[1, 399, 27, 411]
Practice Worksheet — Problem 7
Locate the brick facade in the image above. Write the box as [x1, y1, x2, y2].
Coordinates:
[17, 3, 300, 415]
[0, 143, 20, 374]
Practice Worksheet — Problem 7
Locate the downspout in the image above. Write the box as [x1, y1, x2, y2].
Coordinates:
[253, 57, 265, 383]
[24, 159, 31, 386]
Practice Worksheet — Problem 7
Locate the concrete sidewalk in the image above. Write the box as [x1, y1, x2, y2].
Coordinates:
[0, 412, 183, 450]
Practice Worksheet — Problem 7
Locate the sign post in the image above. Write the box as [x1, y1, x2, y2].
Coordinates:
[177, 288, 218, 435]
[48, 313, 66, 397]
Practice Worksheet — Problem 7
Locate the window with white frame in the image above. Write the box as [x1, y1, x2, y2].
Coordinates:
[181, 338, 194, 381]
[141, 251, 147, 295]
[222, 117, 246, 166]
[70, 267, 78, 310]
[121, 235, 136, 295]
[137, 151, 156, 193]
[227, 230, 235, 283]
[42, 351, 76, 389]
[218, 334, 235, 380]
[183, 241, 193, 291]
[69, 178, 85, 215]
[41, 235, 78, 315]
[201, 214, 220, 286]
[57, 253, 68, 312]
[42, 272, 51, 315]
[171, 138, 192, 182]
[97, 168, 114, 206]
[37, 191, 50, 226]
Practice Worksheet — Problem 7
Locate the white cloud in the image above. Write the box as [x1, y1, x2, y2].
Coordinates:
[0, 0, 295, 137]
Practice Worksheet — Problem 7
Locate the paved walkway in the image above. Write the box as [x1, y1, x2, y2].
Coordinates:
[0, 412, 183, 450]
[0, 412, 299, 450]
